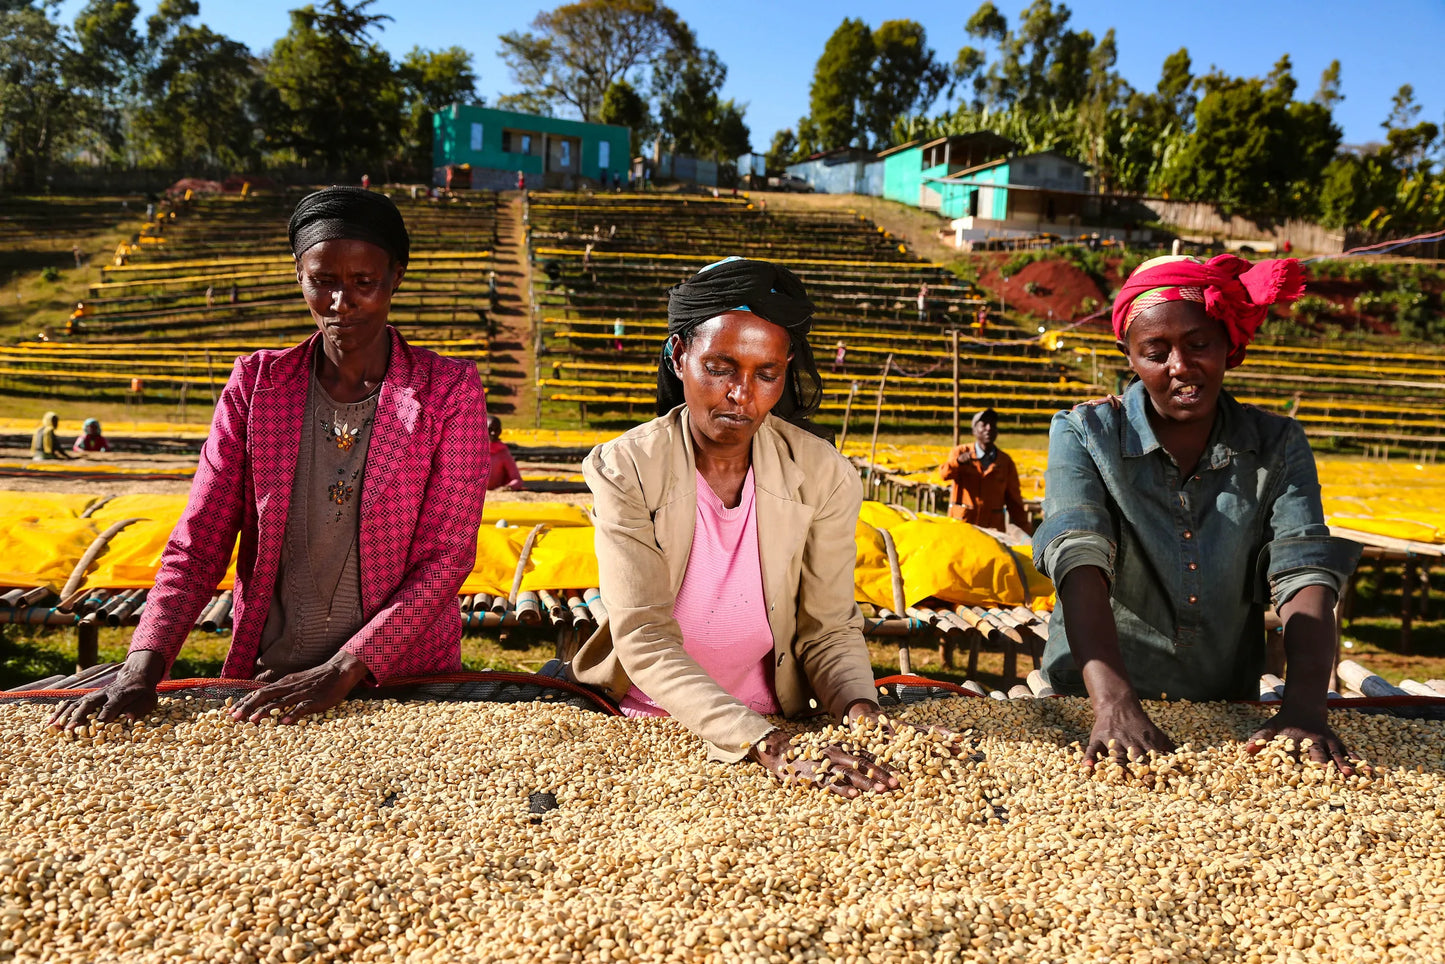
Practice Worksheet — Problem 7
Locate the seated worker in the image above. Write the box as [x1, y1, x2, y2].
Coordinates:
[31, 412, 74, 461]
[52, 188, 490, 731]
[571, 257, 967, 796]
[940, 408, 1032, 535]
[72, 418, 112, 453]
[1033, 255, 1362, 770]
[486, 415, 524, 491]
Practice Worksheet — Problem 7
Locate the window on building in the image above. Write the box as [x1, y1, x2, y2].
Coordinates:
[470, 123, 483, 152]
[598, 141, 610, 170]
[502, 130, 532, 154]
[1022, 161, 1038, 177]
[560, 140, 571, 167]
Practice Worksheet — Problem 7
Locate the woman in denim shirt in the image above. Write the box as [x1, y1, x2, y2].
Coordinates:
[1034, 255, 1361, 772]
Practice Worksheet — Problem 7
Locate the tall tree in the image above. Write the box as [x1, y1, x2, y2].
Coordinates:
[1382, 84, 1439, 172]
[653, 33, 744, 160]
[71, 0, 142, 160]
[0, 5, 89, 189]
[262, 0, 404, 172]
[497, 0, 681, 121]
[862, 20, 948, 147]
[805, 18, 873, 151]
[1314, 59, 1343, 110]
[1154, 47, 1195, 129]
[1160, 65, 1339, 217]
[138, 1, 259, 170]
[598, 79, 650, 156]
[397, 45, 477, 176]
[764, 128, 798, 173]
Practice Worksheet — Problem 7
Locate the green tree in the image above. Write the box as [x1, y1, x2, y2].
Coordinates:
[863, 20, 948, 147]
[0, 5, 89, 189]
[1314, 59, 1343, 110]
[653, 33, 747, 161]
[805, 18, 873, 151]
[598, 78, 650, 156]
[71, 0, 142, 158]
[1318, 154, 1391, 230]
[1160, 63, 1339, 218]
[497, 0, 681, 122]
[1382, 84, 1439, 172]
[963, 0, 1110, 113]
[397, 45, 477, 176]
[764, 128, 798, 174]
[136, 0, 258, 170]
[261, 0, 404, 173]
[1154, 47, 1195, 130]
[711, 99, 751, 161]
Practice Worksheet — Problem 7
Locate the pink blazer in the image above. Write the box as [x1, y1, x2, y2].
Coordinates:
[129, 327, 490, 683]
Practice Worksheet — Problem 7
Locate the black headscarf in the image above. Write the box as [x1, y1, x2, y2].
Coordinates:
[288, 187, 410, 266]
[659, 257, 824, 430]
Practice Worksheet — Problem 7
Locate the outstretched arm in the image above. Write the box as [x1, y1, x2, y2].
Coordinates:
[1058, 566, 1175, 765]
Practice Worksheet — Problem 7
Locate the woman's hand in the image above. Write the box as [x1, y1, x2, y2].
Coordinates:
[1083, 700, 1176, 767]
[48, 651, 165, 732]
[750, 731, 900, 798]
[845, 701, 978, 760]
[230, 651, 371, 724]
[1246, 709, 1360, 775]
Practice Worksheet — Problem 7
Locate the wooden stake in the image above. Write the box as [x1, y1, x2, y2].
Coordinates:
[864, 354, 892, 493]
[950, 329, 961, 448]
[838, 381, 859, 451]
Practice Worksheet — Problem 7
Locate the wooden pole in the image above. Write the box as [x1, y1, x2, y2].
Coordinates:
[1401, 556, 1416, 656]
[864, 354, 893, 492]
[949, 328, 961, 447]
[837, 381, 859, 451]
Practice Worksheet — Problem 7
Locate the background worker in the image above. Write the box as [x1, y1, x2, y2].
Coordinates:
[30, 412, 73, 461]
[940, 407, 1032, 536]
[486, 415, 524, 491]
[72, 418, 111, 453]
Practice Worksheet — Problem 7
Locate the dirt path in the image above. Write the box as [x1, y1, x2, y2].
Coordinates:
[482, 194, 535, 424]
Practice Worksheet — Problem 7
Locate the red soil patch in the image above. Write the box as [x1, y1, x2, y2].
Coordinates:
[977, 258, 1108, 324]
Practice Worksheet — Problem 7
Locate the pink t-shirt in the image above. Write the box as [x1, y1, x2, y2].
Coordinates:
[619, 468, 780, 718]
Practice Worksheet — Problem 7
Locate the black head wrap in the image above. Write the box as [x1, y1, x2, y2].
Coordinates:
[288, 187, 410, 266]
[659, 257, 824, 431]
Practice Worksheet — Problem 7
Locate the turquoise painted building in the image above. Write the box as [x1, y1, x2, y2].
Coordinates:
[880, 133, 1014, 209]
[937, 151, 1092, 224]
[433, 105, 630, 189]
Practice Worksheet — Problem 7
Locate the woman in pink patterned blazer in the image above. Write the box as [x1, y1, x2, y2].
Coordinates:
[53, 188, 490, 730]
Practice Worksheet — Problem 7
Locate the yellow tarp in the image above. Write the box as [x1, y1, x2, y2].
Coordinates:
[460, 527, 527, 597]
[84, 517, 239, 590]
[854, 515, 1054, 610]
[481, 501, 591, 528]
[0, 514, 100, 589]
[0, 491, 95, 518]
[520, 527, 599, 593]
[85, 494, 189, 524]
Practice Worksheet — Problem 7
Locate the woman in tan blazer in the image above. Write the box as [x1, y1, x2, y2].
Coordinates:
[571, 258, 965, 796]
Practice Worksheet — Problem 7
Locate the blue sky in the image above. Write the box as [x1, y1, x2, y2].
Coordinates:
[61, 0, 1444, 152]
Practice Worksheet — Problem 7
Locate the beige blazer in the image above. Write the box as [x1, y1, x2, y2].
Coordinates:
[573, 406, 879, 761]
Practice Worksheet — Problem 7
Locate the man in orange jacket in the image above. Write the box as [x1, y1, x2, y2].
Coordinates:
[940, 408, 1032, 534]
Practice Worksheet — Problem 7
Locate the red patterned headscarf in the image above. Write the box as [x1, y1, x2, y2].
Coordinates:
[1113, 254, 1306, 366]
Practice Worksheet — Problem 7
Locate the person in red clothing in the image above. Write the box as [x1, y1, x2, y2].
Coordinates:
[940, 407, 1032, 535]
[72, 418, 111, 453]
[487, 415, 525, 491]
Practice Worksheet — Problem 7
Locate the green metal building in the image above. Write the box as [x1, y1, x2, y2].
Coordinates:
[432, 105, 630, 190]
[880, 133, 1015, 209]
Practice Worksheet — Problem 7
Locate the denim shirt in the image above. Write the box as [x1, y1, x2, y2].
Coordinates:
[1032, 381, 1361, 702]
